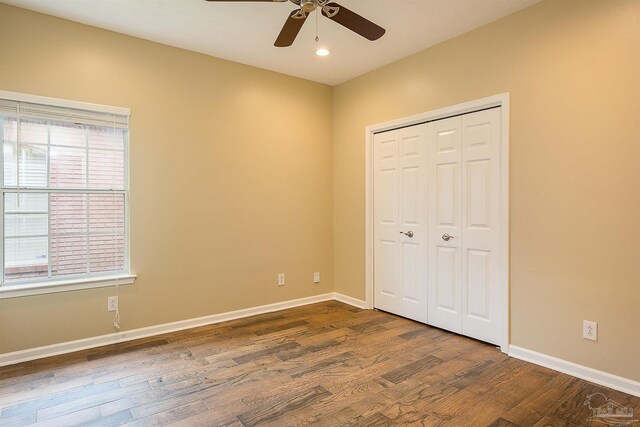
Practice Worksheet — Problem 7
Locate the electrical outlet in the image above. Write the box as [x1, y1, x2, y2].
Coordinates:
[583, 320, 597, 341]
[313, 272, 320, 284]
[277, 273, 285, 287]
[107, 296, 118, 312]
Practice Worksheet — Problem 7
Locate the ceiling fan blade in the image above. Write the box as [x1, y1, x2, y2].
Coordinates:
[321, 2, 385, 41]
[274, 10, 308, 47]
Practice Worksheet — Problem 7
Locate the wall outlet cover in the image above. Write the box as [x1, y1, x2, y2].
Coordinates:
[583, 320, 597, 341]
[107, 296, 118, 312]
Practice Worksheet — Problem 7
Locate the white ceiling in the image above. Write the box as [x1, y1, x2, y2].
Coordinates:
[2, 0, 539, 86]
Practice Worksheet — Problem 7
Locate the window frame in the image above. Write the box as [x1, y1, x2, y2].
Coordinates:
[0, 90, 135, 299]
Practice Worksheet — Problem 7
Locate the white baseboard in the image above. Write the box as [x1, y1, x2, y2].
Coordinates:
[333, 292, 367, 309]
[0, 292, 349, 367]
[509, 345, 640, 398]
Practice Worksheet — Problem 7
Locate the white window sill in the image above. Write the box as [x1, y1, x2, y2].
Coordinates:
[0, 274, 136, 299]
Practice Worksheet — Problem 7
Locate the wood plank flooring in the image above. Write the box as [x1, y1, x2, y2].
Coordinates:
[1, 301, 638, 426]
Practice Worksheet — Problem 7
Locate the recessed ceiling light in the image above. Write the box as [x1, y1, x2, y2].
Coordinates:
[315, 48, 330, 57]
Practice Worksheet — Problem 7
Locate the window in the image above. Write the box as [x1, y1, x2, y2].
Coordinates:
[0, 92, 134, 297]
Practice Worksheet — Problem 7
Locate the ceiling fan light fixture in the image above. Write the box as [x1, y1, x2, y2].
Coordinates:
[315, 47, 330, 56]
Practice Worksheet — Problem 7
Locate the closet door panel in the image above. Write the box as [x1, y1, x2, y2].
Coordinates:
[374, 125, 428, 322]
[397, 125, 429, 322]
[461, 108, 501, 344]
[373, 124, 429, 322]
[428, 116, 463, 333]
[373, 131, 400, 312]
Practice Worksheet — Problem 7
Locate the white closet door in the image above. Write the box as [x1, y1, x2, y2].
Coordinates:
[461, 108, 501, 344]
[373, 107, 503, 346]
[427, 116, 463, 333]
[373, 125, 428, 322]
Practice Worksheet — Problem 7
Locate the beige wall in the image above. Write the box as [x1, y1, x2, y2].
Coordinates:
[0, 4, 334, 353]
[333, 0, 640, 381]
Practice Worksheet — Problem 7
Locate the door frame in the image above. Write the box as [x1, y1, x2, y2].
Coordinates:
[365, 93, 510, 353]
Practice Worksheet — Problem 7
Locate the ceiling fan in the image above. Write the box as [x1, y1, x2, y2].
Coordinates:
[205, 0, 386, 47]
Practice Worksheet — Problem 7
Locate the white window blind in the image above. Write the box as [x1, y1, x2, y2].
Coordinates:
[0, 95, 130, 286]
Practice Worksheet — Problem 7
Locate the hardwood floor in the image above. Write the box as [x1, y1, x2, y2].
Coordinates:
[1, 301, 638, 426]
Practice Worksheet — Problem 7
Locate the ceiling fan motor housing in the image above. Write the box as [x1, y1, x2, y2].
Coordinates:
[300, 0, 316, 13]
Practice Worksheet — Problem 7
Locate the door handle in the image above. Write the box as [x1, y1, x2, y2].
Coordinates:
[400, 231, 414, 238]
[442, 233, 454, 241]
